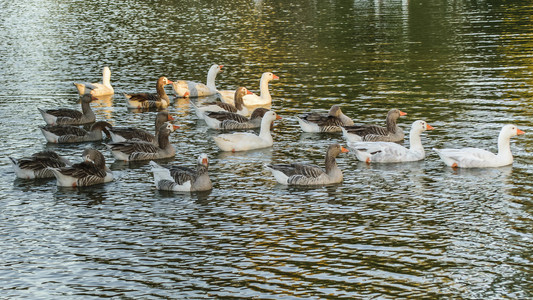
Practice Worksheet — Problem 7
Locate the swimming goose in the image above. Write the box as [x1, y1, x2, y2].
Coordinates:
[124, 76, 173, 109]
[349, 120, 434, 163]
[192, 87, 252, 119]
[38, 94, 96, 125]
[150, 154, 212, 192]
[40, 121, 112, 143]
[204, 108, 270, 130]
[172, 64, 223, 98]
[296, 105, 354, 132]
[9, 150, 72, 179]
[434, 124, 525, 168]
[109, 111, 175, 145]
[48, 148, 113, 187]
[73, 66, 114, 96]
[341, 109, 406, 142]
[212, 110, 281, 152]
[219, 72, 279, 107]
[107, 122, 179, 161]
[265, 144, 349, 185]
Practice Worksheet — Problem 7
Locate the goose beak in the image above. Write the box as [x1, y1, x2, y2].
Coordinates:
[517, 128, 525, 135]
[276, 115, 282, 120]
[399, 110, 407, 116]
[341, 146, 349, 153]
[202, 158, 208, 166]
[183, 91, 190, 98]
[167, 114, 175, 121]
[273, 74, 279, 80]
[167, 80, 174, 84]
[172, 125, 180, 130]
[426, 124, 434, 130]
[246, 90, 253, 95]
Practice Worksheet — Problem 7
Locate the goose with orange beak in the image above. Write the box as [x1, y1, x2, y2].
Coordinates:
[434, 124, 525, 168]
[349, 120, 434, 163]
[150, 154, 212, 192]
[265, 144, 349, 186]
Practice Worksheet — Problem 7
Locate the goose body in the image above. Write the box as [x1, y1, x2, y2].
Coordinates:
[341, 109, 406, 142]
[109, 111, 175, 145]
[266, 144, 349, 185]
[40, 121, 112, 143]
[48, 148, 113, 187]
[74, 66, 114, 96]
[9, 150, 72, 179]
[38, 94, 95, 125]
[150, 154, 212, 192]
[192, 87, 252, 119]
[212, 111, 281, 152]
[297, 105, 354, 132]
[124, 76, 173, 109]
[204, 108, 270, 130]
[172, 64, 222, 98]
[349, 120, 434, 163]
[108, 122, 178, 161]
[434, 124, 524, 168]
[219, 72, 279, 107]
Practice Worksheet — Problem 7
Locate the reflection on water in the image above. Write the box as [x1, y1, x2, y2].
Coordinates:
[0, 0, 532, 299]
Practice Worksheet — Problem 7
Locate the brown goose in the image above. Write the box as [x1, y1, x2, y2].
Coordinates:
[48, 148, 113, 187]
[296, 105, 354, 132]
[109, 111, 175, 145]
[40, 121, 112, 143]
[192, 86, 252, 119]
[150, 154, 212, 192]
[9, 150, 72, 179]
[203, 108, 270, 130]
[265, 144, 349, 185]
[107, 122, 179, 161]
[38, 94, 96, 125]
[124, 76, 173, 109]
[341, 109, 406, 142]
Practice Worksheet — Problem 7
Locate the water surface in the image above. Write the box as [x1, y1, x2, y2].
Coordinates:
[1, 0, 532, 298]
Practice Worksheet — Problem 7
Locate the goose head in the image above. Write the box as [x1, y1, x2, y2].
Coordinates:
[197, 153, 209, 168]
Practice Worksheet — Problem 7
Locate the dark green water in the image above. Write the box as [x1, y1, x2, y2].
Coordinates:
[1, 0, 532, 298]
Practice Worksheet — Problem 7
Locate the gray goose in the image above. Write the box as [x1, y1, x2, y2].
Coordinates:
[124, 76, 173, 109]
[341, 109, 406, 142]
[9, 150, 72, 179]
[150, 154, 212, 192]
[265, 144, 349, 186]
[107, 122, 178, 161]
[203, 108, 270, 130]
[48, 148, 113, 187]
[192, 86, 252, 119]
[38, 94, 96, 125]
[109, 110, 175, 145]
[40, 121, 112, 143]
[296, 105, 354, 133]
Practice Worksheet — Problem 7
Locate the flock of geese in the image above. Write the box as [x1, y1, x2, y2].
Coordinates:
[9, 65, 526, 191]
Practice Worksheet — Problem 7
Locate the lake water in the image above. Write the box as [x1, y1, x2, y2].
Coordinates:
[1, 0, 532, 298]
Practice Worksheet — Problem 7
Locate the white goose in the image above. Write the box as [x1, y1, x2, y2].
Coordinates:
[172, 64, 223, 97]
[212, 110, 281, 152]
[349, 120, 434, 163]
[434, 124, 525, 168]
[150, 154, 212, 192]
[265, 144, 349, 186]
[218, 72, 279, 107]
[9, 150, 72, 179]
[48, 148, 113, 187]
[73, 66, 114, 96]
